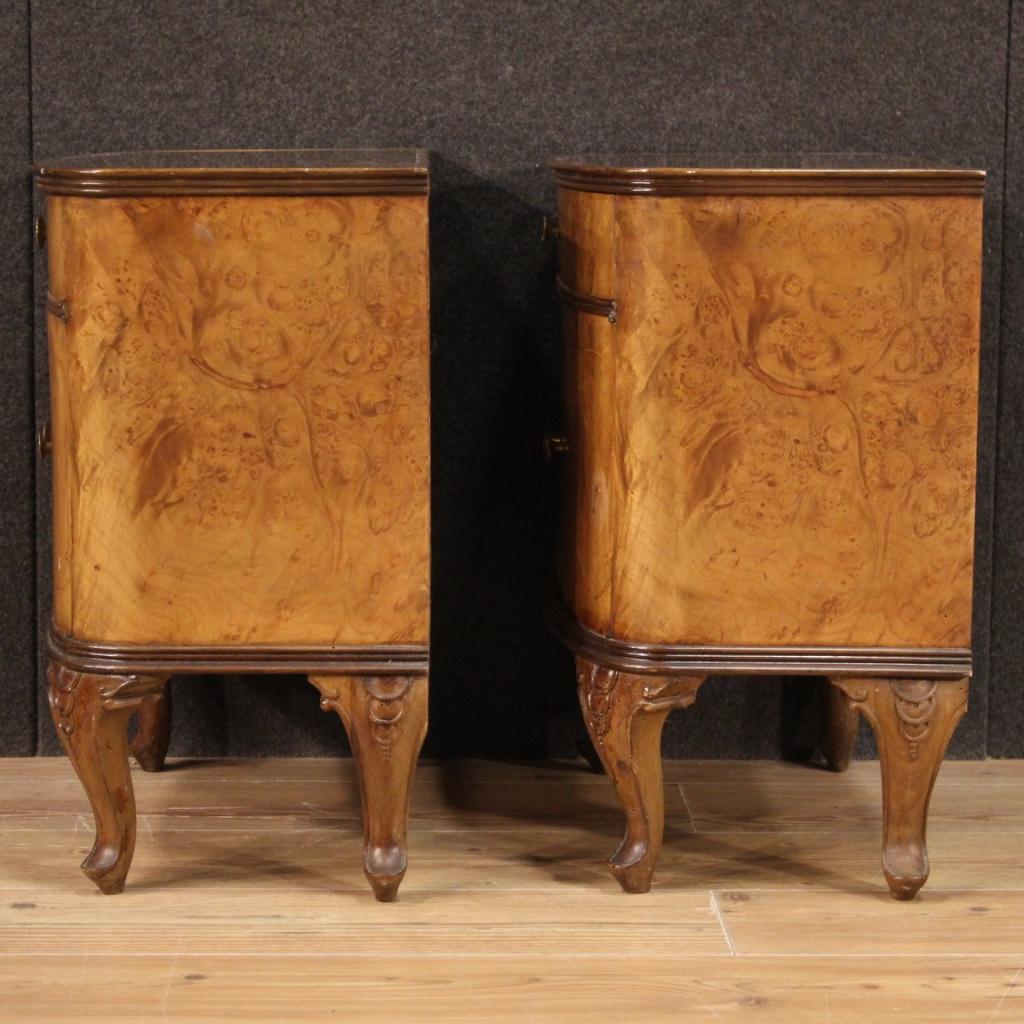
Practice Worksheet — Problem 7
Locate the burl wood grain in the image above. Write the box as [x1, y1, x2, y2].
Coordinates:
[559, 191, 982, 647]
[46, 194, 429, 645]
[556, 191, 618, 625]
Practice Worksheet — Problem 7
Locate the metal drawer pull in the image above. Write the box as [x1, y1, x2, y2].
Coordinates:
[542, 433, 570, 461]
[37, 420, 52, 458]
[555, 275, 617, 323]
[46, 294, 70, 324]
[541, 215, 560, 241]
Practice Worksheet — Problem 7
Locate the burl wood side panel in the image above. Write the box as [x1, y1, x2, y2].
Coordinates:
[47, 194, 429, 645]
[560, 192, 982, 647]
[557, 190, 618, 630]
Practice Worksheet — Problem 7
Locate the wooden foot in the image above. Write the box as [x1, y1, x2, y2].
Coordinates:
[831, 677, 968, 900]
[48, 662, 168, 894]
[309, 674, 427, 901]
[820, 680, 859, 772]
[576, 657, 704, 893]
[130, 681, 172, 772]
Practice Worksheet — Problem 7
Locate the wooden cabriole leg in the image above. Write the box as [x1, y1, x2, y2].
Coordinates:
[130, 681, 172, 773]
[830, 676, 969, 900]
[820, 680, 859, 772]
[308, 674, 428, 902]
[576, 656, 705, 894]
[48, 661, 168, 894]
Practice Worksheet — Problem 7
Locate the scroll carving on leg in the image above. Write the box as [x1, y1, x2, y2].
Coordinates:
[309, 674, 428, 901]
[48, 661, 168, 894]
[830, 676, 969, 900]
[130, 681, 172, 773]
[576, 656, 705, 894]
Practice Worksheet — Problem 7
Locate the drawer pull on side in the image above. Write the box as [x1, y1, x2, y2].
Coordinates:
[37, 420, 52, 458]
[46, 294, 70, 324]
[556, 275, 617, 324]
[542, 433, 570, 461]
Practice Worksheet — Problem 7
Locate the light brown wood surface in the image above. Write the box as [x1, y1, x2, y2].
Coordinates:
[3, 757, 1022, 1021]
[309, 674, 427, 900]
[129, 682, 172, 772]
[46, 193, 429, 645]
[832, 676, 969, 899]
[46, 665, 168, 894]
[820, 679, 859, 771]
[558, 190, 983, 647]
[576, 656, 704, 892]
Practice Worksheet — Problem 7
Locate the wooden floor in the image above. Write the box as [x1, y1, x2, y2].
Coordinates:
[2, 756, 1023, 1022]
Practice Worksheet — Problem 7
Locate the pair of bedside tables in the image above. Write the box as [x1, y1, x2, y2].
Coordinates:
[35, 151, 984, 902]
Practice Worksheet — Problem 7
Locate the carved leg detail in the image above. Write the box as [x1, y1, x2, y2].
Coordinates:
[48, 662, 168, 894]
[820, 680, 859, 772]
[130, 681, 172, 773]
[309, 674, 427, 902]
[576, 657, 704, 894]
[831, 676, 968, 901]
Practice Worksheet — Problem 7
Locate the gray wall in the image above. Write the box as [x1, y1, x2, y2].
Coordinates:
[3, 0, 1019, 758]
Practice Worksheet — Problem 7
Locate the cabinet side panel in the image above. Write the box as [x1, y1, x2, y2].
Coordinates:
[50, 194, 429, 645]
[609, 194, 981, 647]
[47, 196, 74, 634]
[556, 189, 618, 632]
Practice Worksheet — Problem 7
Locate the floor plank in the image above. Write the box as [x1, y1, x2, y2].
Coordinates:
[719, 889, 1024, 955]
[4, 823, 1024, 892]
[3, 955, 1023, 1023]
[683, 776, 1024, 831]
[1, 757, 1022, 1021]
[0, 759, 691, 824]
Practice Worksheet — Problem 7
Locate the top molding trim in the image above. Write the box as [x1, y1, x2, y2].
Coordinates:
[35, 149, 430, 197]
[550, 159, 986, 197]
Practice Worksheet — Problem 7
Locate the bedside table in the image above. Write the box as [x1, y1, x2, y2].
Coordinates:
[36, 150, 431, 901]
[548, 156, 984, 899]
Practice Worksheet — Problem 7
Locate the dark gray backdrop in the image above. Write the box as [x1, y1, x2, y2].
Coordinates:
[2, 0, 1020, 759]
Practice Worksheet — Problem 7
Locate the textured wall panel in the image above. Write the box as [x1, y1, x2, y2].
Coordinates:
[0, 2, 37, 755]
[29, 0, 1009, 757]
[989, 0, 1023, 757]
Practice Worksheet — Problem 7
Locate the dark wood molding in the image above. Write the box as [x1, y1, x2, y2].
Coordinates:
[47, 623, 429, 676]
[35, 167, 429, 198]
[550, 163, 986, 197]
[556, 275, 618, 322]
[548, 597, 972, 679]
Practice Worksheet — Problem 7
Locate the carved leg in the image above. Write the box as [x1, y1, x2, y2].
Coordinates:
[820, 680, 859, 772]
[48, 662, 168, 894]
[309, 674, 427, 901]
[130, 681, 172, 772]
[576, 657, 704, 894]
[831, 677, 969, 900]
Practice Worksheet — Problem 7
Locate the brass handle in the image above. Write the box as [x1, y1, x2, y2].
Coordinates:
[541, 216, 560, 242]
[543, 433, 569, 461]
[36, 421, 52, 459]
[35, 215, 46, 250]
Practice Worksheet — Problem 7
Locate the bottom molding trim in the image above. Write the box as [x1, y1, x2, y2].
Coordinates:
[47, 624, 429, 676]
[548, 598, 971, 679]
